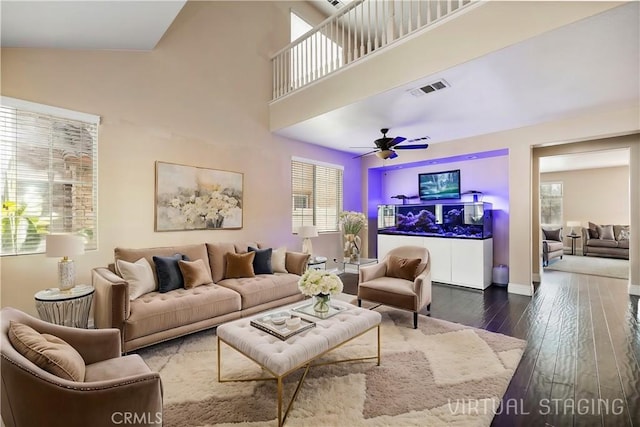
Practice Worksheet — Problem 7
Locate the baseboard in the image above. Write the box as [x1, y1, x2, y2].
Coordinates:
[629, 283, 640, 296]
[508, 282, 533, 296]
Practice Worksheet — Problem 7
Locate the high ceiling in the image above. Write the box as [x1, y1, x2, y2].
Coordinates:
[275, 2, 639, 158]
[1, 1, 637, 172]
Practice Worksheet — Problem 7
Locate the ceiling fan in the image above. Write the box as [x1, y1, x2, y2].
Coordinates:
[353, 128, 430, 160]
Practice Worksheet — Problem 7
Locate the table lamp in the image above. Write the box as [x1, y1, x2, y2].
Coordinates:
[46, 234, 85, 291]
[298, 225, 318, 256]
[566, 221, 581, 236]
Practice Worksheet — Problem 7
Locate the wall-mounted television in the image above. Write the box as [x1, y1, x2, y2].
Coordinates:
[418, 169, 461, 201]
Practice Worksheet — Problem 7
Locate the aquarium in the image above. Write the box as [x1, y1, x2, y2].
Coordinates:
[377, 202, 493, 239]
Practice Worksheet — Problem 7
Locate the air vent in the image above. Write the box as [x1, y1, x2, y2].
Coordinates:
[326, 0, 345, 8]
[409, 79, 450, 97]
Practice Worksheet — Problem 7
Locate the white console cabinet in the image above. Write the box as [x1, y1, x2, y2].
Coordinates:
[377, 234, 493, 290]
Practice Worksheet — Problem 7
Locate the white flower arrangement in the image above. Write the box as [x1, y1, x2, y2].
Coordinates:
[298, 269, 344, 296]
[168, 189, 240, 228]
[339, 211, 367, 236]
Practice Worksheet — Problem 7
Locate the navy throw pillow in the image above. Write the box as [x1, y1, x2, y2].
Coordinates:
[154, 254, 189, 293]
[248, 246, 273, 275]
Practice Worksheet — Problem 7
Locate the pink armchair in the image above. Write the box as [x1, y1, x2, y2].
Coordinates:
[357, 246, 432, 328]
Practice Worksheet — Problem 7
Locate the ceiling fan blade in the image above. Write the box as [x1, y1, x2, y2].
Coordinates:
[352, 149, 379, 159]
[389, 136, 406, 147]
[406, 136, 430, 143]
[394, 144, 429, 150]
[389, 150, 398, 159]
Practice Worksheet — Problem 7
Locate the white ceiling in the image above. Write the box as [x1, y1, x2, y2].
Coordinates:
[1, 1, 638, 173]
[0, 1, 186, 50]
[539, 148, 629, 174]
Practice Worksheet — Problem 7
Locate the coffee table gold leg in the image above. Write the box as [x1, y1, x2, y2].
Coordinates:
[377, 324, 381, 366]
[217, 336, 222, 382]
[277, 376, 283, 427]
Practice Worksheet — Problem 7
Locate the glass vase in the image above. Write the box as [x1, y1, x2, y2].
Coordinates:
[343, 234, 361, 261]
[313, 293, 331, 314]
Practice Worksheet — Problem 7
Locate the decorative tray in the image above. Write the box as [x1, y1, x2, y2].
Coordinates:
[292, 302, 347, 320]
[250, 311, 315, 341]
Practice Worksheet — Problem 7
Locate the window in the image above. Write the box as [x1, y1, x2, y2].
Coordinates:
[291, 157, 343, 233]
[1, 97, 99, 256]
[540, 182, 563, 226]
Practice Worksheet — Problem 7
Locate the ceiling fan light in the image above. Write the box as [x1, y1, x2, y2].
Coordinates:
[376, 150, 393, 159]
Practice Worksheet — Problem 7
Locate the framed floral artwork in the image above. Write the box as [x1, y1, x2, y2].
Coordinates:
[155, 161, 243, 231]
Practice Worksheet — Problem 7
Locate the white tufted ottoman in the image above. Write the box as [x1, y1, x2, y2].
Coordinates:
[217, 299, 382, 426]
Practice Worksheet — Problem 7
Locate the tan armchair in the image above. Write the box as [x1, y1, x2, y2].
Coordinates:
[1, 307, 163, 427]
[357, 246, 432, 329]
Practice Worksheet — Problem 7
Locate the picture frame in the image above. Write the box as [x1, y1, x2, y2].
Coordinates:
[155, 161, 243, 231]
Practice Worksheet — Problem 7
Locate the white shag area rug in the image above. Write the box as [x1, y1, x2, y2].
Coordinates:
[137, 307, 525, 427]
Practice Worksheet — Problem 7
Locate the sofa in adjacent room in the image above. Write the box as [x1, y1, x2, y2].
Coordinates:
[91, 242, 309, 352]
[582, 222, 629, 260]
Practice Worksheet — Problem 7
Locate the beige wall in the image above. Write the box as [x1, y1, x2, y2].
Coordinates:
[542, 165, 630, 252]
[0, 1, 358, 315]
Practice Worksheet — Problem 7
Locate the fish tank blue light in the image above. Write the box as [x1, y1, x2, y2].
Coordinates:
[377, 202, 493, 239]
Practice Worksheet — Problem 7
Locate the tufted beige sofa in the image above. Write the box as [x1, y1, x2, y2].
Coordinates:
[91, 242, 309, 353]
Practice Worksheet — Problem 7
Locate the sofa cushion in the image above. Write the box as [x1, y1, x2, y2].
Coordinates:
[206, 242, 237, 283]
[271, 247, 288, 273]
[217, 273, 301, 309]
[618, 239, 629, 249]
[154, 254, 188, 293]
[249, 246, 273, 275]
[84, 354, 151, 382]
[598, 224, 615, 240]
[586, 239, 619, 248]
[588, 222, 600, 239]
[8, 321, 86, 382]
[225, 252, 256, 279]
[234, 242, 259, 254]
[115, 244, 209, 286]
[542, 228, 562, 241]
[116, 257, 156, 300]
[179, 258, 213, 289]
[125, 284, 242, 341]
[386, 255, 421, 281]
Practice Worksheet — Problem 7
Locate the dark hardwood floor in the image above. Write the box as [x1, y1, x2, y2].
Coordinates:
[341, 269, 639, 426]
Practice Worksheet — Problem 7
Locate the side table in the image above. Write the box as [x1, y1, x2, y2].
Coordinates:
[308, 256, 328, 270]
[34, 284, 94, 328]
[567, 234, 581, 255]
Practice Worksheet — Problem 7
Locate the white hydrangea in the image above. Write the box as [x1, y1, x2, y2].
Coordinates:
[298, 269, 344, 296]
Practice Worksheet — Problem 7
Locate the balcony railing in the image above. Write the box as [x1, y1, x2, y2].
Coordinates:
[271, 0, 476, 101]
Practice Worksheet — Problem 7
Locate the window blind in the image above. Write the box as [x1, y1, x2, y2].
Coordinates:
[291, 157, 343, 233]
[0, 97, 99, 256]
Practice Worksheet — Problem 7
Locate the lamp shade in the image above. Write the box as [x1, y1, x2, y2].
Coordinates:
[566, 221, 581, 228]
[46, 234, 85, 258]
[298, 226, 318, 238]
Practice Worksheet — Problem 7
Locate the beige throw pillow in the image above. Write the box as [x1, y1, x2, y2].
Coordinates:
[599, 224, 615, 240]
[224, 252, 256, 279]
[8, 321, 86, 382]
[116, 257, 156, 300]
[179, 259, 213, 289]
[387, 255, 422, 281]
[271, 247, 288, 273]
